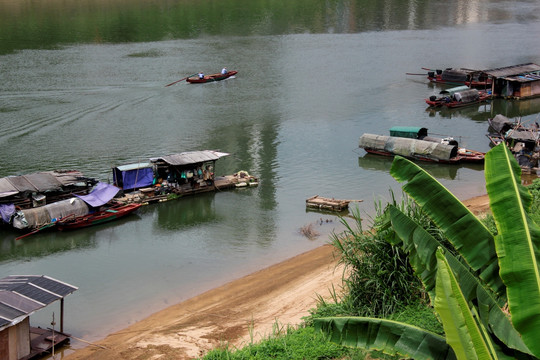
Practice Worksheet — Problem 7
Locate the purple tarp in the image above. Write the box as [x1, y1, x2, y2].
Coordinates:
[75, 182, 120, 208]
[0, 204, 15, 224]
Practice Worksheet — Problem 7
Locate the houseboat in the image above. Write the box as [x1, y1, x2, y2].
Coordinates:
[473, 63, 540, 100]
[112, 150, 258, 205]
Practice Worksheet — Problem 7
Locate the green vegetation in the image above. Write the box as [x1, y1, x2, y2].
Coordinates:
[201, 144, 540, 360]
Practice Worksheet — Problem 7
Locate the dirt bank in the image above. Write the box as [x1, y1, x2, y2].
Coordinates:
[64, 194, 490, 360]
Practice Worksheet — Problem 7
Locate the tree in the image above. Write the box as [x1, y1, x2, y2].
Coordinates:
[315, 144, 540, 359]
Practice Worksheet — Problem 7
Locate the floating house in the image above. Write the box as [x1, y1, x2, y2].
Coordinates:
[0, 275, 77, 360]
[479, 63, 540, 100]
[0, 170, 97, 221]
[113, 150, 258, 204]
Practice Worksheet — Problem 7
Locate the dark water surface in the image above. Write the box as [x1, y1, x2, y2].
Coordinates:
[1, 0, 540, 352]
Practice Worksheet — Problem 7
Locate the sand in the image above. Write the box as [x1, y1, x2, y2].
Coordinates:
[64, 194, 490, 360]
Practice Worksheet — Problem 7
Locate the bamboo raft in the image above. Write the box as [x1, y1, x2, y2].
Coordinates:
[306, 195, 362, 212]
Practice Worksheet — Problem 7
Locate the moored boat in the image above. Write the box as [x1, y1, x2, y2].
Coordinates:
[425, 67, 492, 88]
[425, 86, 491, 108]
[56, 203, 142, 231]
[359, 128, 485, 164]
[186, 70, 237, 83]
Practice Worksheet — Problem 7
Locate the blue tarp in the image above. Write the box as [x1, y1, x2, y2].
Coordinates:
[113, 163, 154, 191]
[76, 182, 120, 208]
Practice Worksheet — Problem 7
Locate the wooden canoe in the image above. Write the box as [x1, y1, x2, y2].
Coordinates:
[56, 203, 141, 231]
[187, 70, 237, 83]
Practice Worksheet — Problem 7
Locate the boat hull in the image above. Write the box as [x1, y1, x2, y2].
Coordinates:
[57, 203, 141, 231]
[187, 71, 237, 83]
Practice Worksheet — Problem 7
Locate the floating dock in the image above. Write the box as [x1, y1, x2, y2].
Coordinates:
[306, 195, 362, 212]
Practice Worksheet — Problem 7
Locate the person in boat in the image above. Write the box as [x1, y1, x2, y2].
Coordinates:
[198, 72, 204, 79]
[221, 67, 228, 75]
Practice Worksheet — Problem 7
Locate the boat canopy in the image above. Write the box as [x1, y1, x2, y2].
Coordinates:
[454, 89, 480, 102]
[489, 114, 515, 134]
[75, 182, 119, 208]
[112, 162, 154, 191]
[150, 150, 230, 166]
[389, 126, 428, 139]
[359, 134, 458, 161]
[12, 198, 90, 230]
[439, 85, 470, 95]
[441, 68, 470, 83]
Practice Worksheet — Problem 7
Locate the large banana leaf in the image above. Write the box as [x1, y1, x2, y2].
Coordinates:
[435, 249, 495, 360]
[314, 316, 455, 360]
[485, 144, 540, 357]
[388, 205, 531, 355]
[390, 156, 504, 295]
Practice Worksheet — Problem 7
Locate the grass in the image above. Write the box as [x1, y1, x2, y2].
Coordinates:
[199, 184, 540, 360]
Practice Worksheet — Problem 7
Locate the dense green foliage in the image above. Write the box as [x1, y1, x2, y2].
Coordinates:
[202, 154, 540, 359]
[330, 197, 429, 317]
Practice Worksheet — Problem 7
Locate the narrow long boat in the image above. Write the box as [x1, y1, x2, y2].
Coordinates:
[186, 70, 237, 83]
[425, 86, 491, 108]
[56, 203, 141, 231]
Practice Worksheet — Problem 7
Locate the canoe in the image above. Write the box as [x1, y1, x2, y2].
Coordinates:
[56, 203, 141, 231]
[186, 70, 237, 84]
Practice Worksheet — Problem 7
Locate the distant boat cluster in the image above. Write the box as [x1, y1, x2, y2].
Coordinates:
[361, 63, 540, 171]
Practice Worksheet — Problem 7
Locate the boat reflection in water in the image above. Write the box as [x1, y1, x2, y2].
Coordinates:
[357, 153, 483, 181]
[153, 193, 217, 231]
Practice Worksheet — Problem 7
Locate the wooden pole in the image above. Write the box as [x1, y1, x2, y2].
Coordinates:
[60, 298, 64, 333]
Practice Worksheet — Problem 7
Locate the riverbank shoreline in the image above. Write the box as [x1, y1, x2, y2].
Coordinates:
[64, 194, 490, 360]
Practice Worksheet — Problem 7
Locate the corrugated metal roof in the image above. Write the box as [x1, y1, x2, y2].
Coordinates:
[150, 150, 230, 166]
[0, 170, 90, 198]
[482, 63, 540, 77]
[0, 275, 77, 331]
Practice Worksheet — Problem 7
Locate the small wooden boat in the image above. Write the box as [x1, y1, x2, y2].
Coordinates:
[425, 86, 491, 108]
[424, 67, 492, 88]
[187, 70, 238, 84]
[56, 203, 141, 231]
[306, 195, 362, 212]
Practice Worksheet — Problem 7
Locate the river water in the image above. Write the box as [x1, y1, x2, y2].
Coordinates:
[1, 0, 539, 353]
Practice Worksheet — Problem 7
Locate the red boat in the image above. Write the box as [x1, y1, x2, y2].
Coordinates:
[56, 203, 141, 231]
[425, 86, 491, 108]
[424, 67, 492, 88]
[186, 70, 237, 84]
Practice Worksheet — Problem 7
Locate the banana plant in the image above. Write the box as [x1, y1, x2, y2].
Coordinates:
[315, 144, 540, 359]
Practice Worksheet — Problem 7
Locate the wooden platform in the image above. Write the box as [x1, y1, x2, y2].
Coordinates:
[306, 195, 362, 212]
[21, 327, 70, 360]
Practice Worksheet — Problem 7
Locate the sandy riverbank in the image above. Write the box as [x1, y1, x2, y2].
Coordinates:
[64, 194, 490, 360]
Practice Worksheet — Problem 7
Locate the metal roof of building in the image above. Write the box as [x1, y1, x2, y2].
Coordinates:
[150, 150, 230, 166]
[482, 63, 540, 78]
[0, 275, 77, 331]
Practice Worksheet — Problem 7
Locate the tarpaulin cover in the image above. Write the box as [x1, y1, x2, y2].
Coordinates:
[359, 134, 457, 160]
[0, 204, 15, 224]
[12, 198, 89, 229]
[113, 164, 154, 190]
[489, 114, 514, 133]
[76, 182, 119, 207]
[441, 69, 468, 83]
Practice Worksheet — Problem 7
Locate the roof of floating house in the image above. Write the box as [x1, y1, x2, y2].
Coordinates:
[482, 63, 540, 79]
[0, 170, 92, 199]
[0, 275, 78, 331]
[150, 150, 230, 166]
